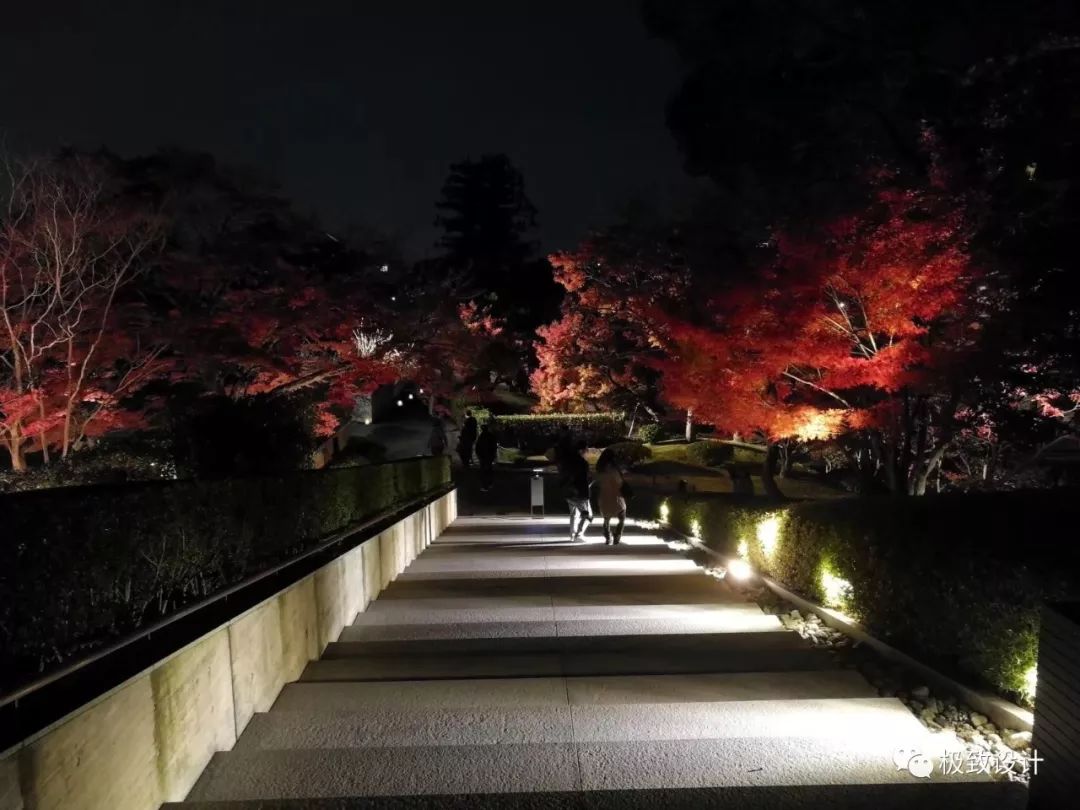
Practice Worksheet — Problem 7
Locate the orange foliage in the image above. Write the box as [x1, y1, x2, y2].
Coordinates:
[658, 179, 976, 441]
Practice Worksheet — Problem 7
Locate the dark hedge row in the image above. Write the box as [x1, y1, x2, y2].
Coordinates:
[0, 456, 449, 691]
[491, 413, 626, 453]
[634, 490, 1080, 705]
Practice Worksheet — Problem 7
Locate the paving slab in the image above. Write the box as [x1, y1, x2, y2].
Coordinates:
[301, 653, 564, 682]
[563, 670, 878, 705]
[238, 698, 918, 751]
[172, 782, 1029, 810]
[188, 745, 581, 801]
[273, 677, 571, 712]
[568, 697, 924, 742]
[328, 628, 796, 657]
[379, 573, 731, 600]
[354, 596, 555, 626]
[575, 737, 985, 790]
[339, 621, 562, 642]
[236, 706, 575, 750]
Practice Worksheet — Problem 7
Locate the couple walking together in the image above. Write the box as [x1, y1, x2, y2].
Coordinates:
[559, 437, 629, 545]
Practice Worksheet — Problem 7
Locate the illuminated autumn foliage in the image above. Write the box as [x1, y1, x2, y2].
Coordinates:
[0, 156, 164, 470]
[658, 177, 978, 493]
[531, 221, 687, 415]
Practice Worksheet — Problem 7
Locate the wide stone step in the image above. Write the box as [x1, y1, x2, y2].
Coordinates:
[272, 670, 879, 713]
[338, 613, 784, 642]
[378, 573, 735, 600]
[172, 781, 1029, 810]
[399, 556, 698, 580]
[323, 629, 799, 659]
[236, 697, 920, 751]
[299, 644, 835, 681]
[353, 599, 769, 627]
[184, 734, 987, 802]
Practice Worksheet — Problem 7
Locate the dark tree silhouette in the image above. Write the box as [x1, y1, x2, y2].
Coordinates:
[433, 154, 561, 338]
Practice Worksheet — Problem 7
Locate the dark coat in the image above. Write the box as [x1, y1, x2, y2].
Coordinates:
[475, 430, 497, 464]
[559, 452, 590, 500]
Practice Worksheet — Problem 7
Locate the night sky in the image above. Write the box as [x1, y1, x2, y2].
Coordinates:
[1, 0, 694, 257]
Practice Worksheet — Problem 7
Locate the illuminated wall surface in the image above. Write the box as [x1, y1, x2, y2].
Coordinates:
[0, 492, 457, 810]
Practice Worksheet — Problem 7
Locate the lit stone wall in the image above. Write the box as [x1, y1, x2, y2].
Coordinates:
[0, 489, 456, 810]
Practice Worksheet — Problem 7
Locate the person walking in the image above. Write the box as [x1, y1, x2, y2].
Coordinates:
[553, 424, 574, 468]
[458, 410, 478, 467]
[428, 414, 447, 456]
[595, 447, 628, 545]
[560, 439, 592, 542]
[475, 424, 498, 492]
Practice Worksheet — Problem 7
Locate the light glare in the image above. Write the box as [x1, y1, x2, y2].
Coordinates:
[1023, 665, 1038, 699]
[727, 559, 754, 581]
[820, 568, 853, 609]
[756, 515, 781, 557]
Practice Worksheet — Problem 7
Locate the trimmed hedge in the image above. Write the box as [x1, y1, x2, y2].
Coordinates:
[0, 456, 449, 691]
[492, 413, 626, 453]
[636, 423, 664, 444]
[684, 440, 735, 467]
[635, 490, 1080, 706]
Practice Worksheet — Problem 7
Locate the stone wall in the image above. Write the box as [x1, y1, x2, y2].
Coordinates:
[0, 489, 457, 810]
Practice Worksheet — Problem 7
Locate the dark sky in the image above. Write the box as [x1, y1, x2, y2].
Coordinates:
[0, 0, 694, 258]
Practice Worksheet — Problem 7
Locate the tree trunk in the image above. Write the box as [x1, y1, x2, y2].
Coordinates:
[871, 431, 899, 494]
[685, 409, 694, 443]
[762, 442, 784, 499]
[856, 433, 877, 494]
[4, 434, 27, 472]
[907, 413, 929, 495]
[38, 398, 50, 465]
[914, 444, 949, 495]
[626, 403, 639, 438]
[778, 441, 794, 478]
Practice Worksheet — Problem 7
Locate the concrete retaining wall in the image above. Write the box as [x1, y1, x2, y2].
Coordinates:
[0, 489, 456, 810]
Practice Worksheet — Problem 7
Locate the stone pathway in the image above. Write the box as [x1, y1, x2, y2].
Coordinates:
[175, 516, 1027, 809]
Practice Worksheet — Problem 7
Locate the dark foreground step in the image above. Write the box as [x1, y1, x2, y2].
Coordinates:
[377, 573, 739, 600]
[172, 781, 1028, 810]
[300, 644, 836, 681]
[272, 670, 880, 713]
[323, 629, 800, 659]
[236, 697, 921, 751]
[183, 738, 994, 803]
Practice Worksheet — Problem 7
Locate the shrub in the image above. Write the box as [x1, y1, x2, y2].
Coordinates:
[600, 441, 653, 468]
[634, 489, 1080, 706]
[328, 437, 388, 466]
[493, 413, 625, 453]
[636, 423, 664, 444]
[0, 455, 449, 692]
[685, 440, 734, 467]
[169, 393, 317, 478]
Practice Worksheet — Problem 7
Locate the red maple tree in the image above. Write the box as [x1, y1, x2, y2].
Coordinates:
[531, 220, 687, 418]
[659, 175, 978, 493]
[0, 156, 165, 471]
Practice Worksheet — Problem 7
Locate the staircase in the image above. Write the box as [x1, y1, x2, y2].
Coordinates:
[172, 516, 1026, 809]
